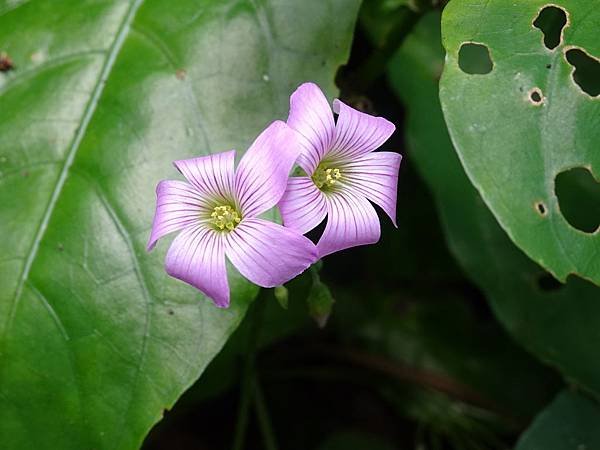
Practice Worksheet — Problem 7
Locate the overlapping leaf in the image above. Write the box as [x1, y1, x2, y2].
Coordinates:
[0, 0, 360, 448]
[389, 10, 600, 400]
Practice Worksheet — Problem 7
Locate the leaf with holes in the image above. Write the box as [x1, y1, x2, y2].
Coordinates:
[440, 0, 600, 285]
[0, 0, 360, 448]
[515, 390, 600, 450]
[390, 10, 600, 398]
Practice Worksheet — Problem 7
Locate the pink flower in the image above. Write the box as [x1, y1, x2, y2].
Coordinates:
[278, 83, 402, 257]
[147, 121, 318, 308]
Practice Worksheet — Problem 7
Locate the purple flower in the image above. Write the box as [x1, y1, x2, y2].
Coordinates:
[148, 121, 318, 308]
[278, 83, 402, 257]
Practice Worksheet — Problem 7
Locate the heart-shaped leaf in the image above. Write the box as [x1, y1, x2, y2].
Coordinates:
[0, 1, 360, 448]
[439, 0, 600, 284]
[389, 11, 600, 398]
[516, 390, 600, 450]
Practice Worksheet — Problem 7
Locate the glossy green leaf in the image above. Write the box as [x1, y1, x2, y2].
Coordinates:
[389, 11, 600, 397]
[516, 390, 600, 450]
[439, 0, 600, 284]
[0, 1, 360, 448]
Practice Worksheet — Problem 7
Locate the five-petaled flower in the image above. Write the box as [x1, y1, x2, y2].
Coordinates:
[147, 121, 318, 308]
[278, 82, 402, 257]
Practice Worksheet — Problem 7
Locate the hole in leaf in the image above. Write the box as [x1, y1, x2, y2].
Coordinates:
[533, 6, 568, 50]
[535, 201, 547, 216]
[537, 273, 563, 292]
[529, 88, 543, 104]
[565, 48, 600, 97]
[0, 51, 14, 72]
[458, 43, 493, 75]
[555, 167, 600, 233]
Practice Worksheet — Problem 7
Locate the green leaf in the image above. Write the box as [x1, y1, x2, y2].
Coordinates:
[516, 390, 600, 450]
[439, 0, 600, 284]
[359, 0, 412, 46]
[389, 11, 600, 397]
[0, 1, 360, 448]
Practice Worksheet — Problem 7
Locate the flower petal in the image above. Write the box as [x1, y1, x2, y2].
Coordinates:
[225, 218, 318, 287]
[147, 180, 210, 251]
[235, 121, 302, 217]
[341, 151, 402, 226]
[328, 99, 395, 160]
[278, 177, 327, 234]
[317, 190, 381, 257]
[173, 150, 235, 201]
[165, 224, 230, 308]
[287, 82, 335, 173]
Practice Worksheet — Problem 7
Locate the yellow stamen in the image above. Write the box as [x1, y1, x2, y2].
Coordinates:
[312, 165, 342, 190]
[210, 205, 241, 231]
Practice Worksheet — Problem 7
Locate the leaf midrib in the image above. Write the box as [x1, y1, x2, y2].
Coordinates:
[1, 0, 146, 341]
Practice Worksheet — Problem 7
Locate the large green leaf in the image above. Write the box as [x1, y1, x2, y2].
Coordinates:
[389, 11, 600, 397]
[0, 0, 360, 448]
[439, 0, 600, 284]
[516, 390, 600, 450]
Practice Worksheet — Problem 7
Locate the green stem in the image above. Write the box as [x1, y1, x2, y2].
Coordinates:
[231, 294, 267, 450]
[254, 380, 279, 450]
[231, 370, 253, 450]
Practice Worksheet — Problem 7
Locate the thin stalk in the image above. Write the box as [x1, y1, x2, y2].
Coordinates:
[231, 295, 267, 450]
[231, 368, 254, 450]
[253, 380, 279, 450]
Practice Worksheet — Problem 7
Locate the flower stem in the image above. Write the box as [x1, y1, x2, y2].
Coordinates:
[253, 379, 279, 450]
[231, 373, 253, 450]
[231, 295, 266, 450]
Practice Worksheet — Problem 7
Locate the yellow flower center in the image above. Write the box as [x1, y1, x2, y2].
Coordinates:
[312, 165, 342, 190]
[210, 205, 241, 231]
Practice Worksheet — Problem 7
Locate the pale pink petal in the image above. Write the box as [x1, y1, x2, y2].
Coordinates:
[225, 218, 318, 287]
[317, 190, 381, 257]
[328, 99, 395, 160]
[165, 224, 230, 308]
[341, 151, 402, 226]
[278, 177, 327, 234]
[287, 82, 335, 174]
[173, 151, 235, 201]
[147, 180, 210, 251]
[235, 121, 302, 217]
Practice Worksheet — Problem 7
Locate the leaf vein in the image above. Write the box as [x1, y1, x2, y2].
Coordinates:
[0, 0, 146, 368]
[90, 178, 153, 450]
